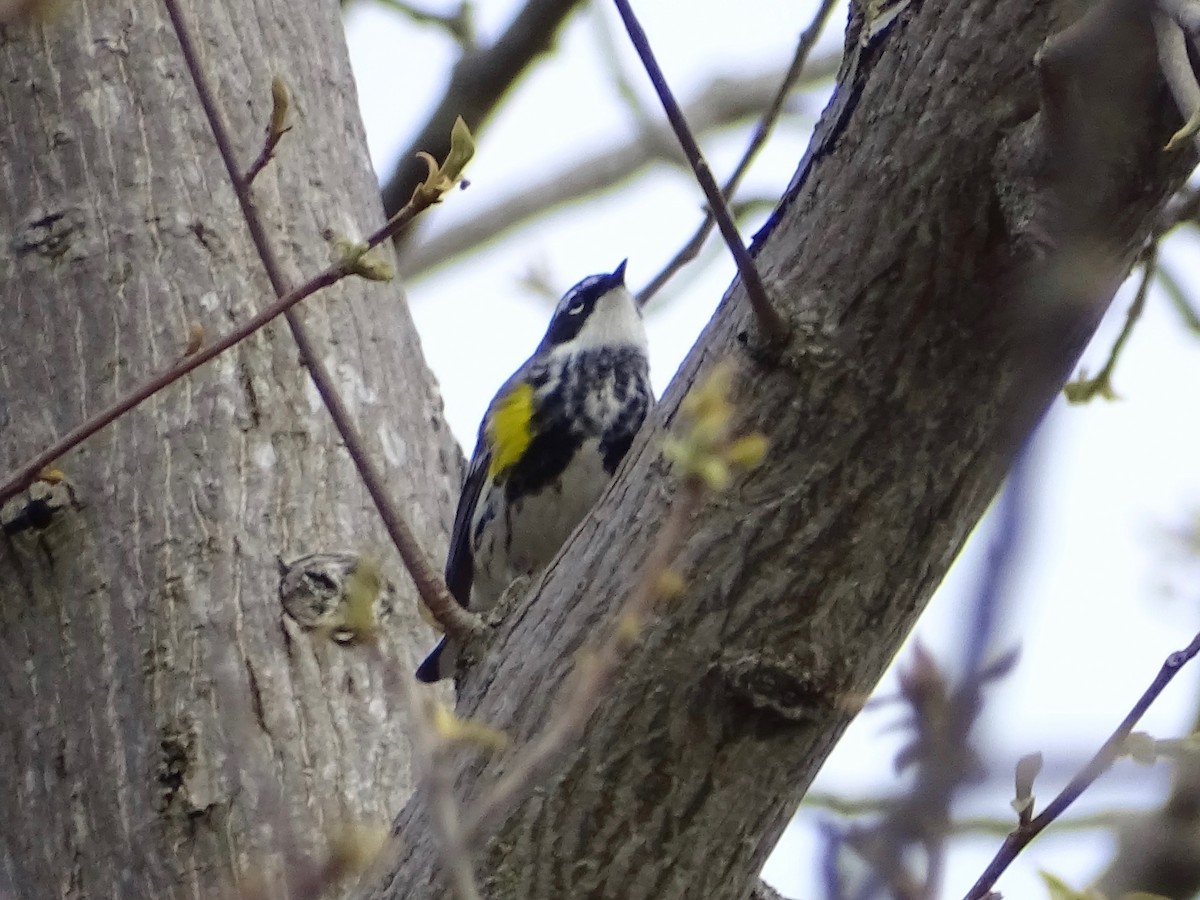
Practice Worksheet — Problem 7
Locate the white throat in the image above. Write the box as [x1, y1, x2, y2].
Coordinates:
[561, 286, 647, 353]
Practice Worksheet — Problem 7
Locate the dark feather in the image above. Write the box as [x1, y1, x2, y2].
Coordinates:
[444, 440, 491, 607]
[415, 639, 446, 682]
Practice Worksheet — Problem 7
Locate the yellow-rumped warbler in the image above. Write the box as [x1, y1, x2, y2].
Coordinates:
[416, 261, 652, 682]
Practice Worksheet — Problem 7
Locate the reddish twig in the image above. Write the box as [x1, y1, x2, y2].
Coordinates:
[0, 34, 464, 523]
[611, 0, 789, 344]
[963, 629, 1200, 900]
[0, 265, 336, 507]
[0, 0, 480, 642]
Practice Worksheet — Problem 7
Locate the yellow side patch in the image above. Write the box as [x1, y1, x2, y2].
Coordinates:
[486, 382, 535, 480]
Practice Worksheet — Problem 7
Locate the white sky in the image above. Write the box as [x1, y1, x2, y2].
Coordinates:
[346, 3, 1200, 897]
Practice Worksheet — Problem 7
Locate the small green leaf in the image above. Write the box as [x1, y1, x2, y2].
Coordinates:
[1064, 370, 1118, 405]
[1165, 107, 1200, 153]
[1039, 871, 1101, 900]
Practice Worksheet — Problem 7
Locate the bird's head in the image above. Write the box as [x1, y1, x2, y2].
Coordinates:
[538, 260, 646, 354]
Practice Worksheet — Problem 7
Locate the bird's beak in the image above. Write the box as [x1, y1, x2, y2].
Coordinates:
[610, 259, 628, 285]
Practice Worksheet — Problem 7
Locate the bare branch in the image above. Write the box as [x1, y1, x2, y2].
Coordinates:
[1063, 245, 1157, 403]
[398, 57, 840, 280]
[963, 630, 1200, 900]
[1156, 260, 1200, 332]
[612, 0, 789, 344]
[380, 0, 587, 222]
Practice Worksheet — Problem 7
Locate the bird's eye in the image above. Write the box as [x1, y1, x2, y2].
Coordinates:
[567, 301, 585, 315]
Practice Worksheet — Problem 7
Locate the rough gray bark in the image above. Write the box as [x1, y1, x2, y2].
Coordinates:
[374, 2, 1195, 899]
[0, 1, 457, 897]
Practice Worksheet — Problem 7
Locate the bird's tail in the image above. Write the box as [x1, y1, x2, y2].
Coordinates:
[415, 637, 458, 683]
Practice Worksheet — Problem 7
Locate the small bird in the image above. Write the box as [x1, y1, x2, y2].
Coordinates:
[416, 261, 652, 682]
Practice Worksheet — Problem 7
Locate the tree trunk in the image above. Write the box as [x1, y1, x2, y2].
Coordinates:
[0, 1, 457, 897]
[374, 1, 1195, 899]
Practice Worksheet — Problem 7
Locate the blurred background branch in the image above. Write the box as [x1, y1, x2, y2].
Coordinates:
[396, 53, 840, 280]
[380, 0, 589, 225]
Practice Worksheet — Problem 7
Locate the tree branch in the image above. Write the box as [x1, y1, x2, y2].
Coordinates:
[963, 631, 1200, 900]
[397, 55, 841, 281]
[372, 0, 1196, 895]
[380, 0, 587, 223]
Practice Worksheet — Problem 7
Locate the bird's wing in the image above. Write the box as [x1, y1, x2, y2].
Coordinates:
[445, 363, 542, 607]
[444, 441, 490, 608]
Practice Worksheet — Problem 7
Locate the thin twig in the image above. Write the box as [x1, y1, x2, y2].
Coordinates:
[963, 629, 1200, 900]
[1156, 261, 1200, 333]
[638, 0, 840, 305]
[611, 0, 790, 344]
[0, 33, 468, 514]
[243, 76, 292, 185]
[160, 0, 482, 645]
[1063, 246, 1157, 404]
[464, 476, 704, 842]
